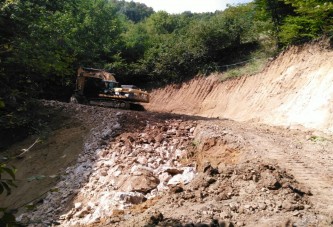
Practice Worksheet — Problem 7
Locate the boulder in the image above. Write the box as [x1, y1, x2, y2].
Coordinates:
[119, 175, 160, 193]
[167, 167, 196, 186]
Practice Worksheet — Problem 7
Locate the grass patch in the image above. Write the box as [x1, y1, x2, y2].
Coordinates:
[219, 57, 269, 82]
[218, 39, 278, 82]
[191, 140, 200, 148]
[308, 136, 328, 142]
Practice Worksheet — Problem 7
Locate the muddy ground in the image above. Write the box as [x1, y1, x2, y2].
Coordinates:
[1, 101, 332, 227]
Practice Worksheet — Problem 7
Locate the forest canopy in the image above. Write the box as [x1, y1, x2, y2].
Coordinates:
[0, 0, 332, 145]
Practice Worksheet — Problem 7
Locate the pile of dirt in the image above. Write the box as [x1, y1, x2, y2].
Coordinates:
[101, 118, 333, 227]
[145, 39, 333, 134]
[116, 162, 314, 227]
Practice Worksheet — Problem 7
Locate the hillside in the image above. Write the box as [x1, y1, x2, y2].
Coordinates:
[146, 40, 333, 134]
[0, 42, 333, 227]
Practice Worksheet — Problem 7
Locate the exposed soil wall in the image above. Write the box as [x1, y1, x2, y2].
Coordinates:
[146, 41, 333, 133]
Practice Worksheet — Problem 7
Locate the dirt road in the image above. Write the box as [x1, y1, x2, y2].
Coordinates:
[1, 101, 332, 226]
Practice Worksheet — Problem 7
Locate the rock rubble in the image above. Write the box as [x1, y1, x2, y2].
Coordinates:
[15, 101, 325, 227]
[19, 103, 198, 226]
[117, 161, 316, 227]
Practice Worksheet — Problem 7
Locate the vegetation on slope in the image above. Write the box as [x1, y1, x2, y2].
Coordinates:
[0, 0, 332, 146]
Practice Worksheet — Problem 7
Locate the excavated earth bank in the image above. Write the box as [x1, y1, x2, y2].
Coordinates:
[1, 41, 333, 227]
[145, 40, 333, 134]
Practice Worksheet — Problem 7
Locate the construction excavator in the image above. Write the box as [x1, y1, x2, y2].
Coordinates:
[70, 67, 149, 109]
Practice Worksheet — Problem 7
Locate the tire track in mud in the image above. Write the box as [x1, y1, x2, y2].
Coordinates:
[190, 120, 333, 225]
[253, 132, 333, 218]
[269, 152, 333, 216]
[217, 122, 333, 220]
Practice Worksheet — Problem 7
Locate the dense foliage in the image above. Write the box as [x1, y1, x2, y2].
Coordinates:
[255, 0, 333, 45]
[0, 0, 332, 146]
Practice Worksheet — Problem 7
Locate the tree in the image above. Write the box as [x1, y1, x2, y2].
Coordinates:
[254, 0, 333, 46]
[280, 0, 333, 44]
[254, 0, 295, 46]
[0, 0, 127, 143]
[113, 0, 154, 23]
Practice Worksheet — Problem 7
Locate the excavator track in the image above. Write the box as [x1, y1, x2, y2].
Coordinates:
[89, 99, 130, 109]
[70, 95, 145, 110]
[89, 99, 145, 111]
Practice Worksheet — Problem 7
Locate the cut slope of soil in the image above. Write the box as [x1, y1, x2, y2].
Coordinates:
[145, 40, 333, 134]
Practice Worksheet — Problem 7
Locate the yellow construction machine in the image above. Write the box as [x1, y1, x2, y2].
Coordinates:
[70, 67, 149, 109]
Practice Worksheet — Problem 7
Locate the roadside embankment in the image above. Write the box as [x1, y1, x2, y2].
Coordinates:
[146, 40, 333, 133]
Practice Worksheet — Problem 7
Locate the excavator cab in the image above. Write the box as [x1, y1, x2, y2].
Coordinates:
[103, 81, 119, 94]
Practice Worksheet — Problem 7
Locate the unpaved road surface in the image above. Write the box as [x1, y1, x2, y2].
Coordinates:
[1, 101, 332, 226]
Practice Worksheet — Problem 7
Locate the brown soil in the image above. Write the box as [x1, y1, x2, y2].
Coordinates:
[106, 119, 333, 227]
[1, 41, 333, 227]
[145, 40, 333, 134]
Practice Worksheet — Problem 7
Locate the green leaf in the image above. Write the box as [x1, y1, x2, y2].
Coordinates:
[2, 167, 16, 180]
[50, 187, 59, 192]
[1, 182, 11, 196]
[0, 100, 5, 109]
[27, 175, 46, 182]
[5, 180, 17, 188]
[25, 203, 36, 211]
